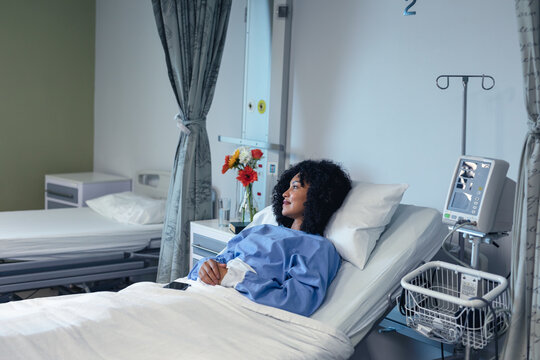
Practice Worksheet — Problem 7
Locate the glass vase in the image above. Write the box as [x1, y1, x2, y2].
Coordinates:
[238, 183, 257, 223]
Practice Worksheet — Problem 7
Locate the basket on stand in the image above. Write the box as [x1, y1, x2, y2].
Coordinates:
[400, 261, 510, 350]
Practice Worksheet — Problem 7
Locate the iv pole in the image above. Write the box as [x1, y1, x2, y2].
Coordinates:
[436, 74, 495, 360]
[436, 74, 495, 263]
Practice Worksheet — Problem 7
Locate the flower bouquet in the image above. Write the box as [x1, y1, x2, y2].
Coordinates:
[222, 147, 263, 222]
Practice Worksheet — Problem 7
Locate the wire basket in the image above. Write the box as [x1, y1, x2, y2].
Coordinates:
[400, 261, 510, 350]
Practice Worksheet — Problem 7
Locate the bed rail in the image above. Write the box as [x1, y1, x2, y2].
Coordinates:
[0, 247, 159, 300]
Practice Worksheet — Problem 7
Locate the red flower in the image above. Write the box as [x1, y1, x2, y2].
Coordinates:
[251, 149, 263, 160]
[221, 155, 230, 174]
[236, 166, 258, 187]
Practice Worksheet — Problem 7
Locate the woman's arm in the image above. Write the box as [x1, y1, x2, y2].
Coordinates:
[187, 229, 252, 284]
[234, 251, 340, 317]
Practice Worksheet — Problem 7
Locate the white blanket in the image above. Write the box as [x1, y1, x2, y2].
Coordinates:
[0, 280, 353, 360]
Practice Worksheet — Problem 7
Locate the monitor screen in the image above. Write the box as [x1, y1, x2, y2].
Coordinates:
[447, 159, 492, 217]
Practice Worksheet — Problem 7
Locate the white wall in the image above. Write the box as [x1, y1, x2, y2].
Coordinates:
[94, 0, 527, 211]
[94, 0, 524, 274]
[94, 0, 246, 208]
[94, 0, 176, 176]
[288, 0, 527, 211]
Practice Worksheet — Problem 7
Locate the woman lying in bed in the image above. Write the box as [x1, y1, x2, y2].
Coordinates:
[188, 160, 352, 316]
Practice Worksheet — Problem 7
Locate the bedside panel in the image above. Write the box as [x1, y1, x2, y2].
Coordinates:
[46, 200, 77, 209]
[192, 233, 227, 257]
[45, 183, 78, 204]
[190, 219, 234, 268]
[45, 172, 131, 209]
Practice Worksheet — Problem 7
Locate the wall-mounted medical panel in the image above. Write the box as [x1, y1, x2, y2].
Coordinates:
[220, 0, 291, 209]
[242, 0, 273, 209]
[267, 0, 292, 205]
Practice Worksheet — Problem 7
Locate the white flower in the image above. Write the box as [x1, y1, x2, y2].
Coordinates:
[238, 147, 252, 165]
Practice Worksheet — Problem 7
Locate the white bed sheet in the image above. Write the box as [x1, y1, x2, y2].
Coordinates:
[0, 280, 354, 360]
[311, 204, 447, 345]
[0, 208, 162, 259]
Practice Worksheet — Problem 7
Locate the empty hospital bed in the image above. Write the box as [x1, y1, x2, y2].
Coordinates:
[0, 171, 169, 297]
[0, 194, 446, 359]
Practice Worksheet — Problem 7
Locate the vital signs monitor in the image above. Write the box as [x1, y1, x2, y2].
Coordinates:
[443, 156, 515, 234]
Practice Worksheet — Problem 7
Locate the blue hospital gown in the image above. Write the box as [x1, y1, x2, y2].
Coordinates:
[188, 224, 341, 317]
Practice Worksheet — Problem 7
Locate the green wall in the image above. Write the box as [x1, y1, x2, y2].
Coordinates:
[0, 0, 95, 211]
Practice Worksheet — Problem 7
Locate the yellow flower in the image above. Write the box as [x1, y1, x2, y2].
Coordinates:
[229, 149, 240, 168]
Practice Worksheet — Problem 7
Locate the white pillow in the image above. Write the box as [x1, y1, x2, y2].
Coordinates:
[86, 192, 166, 225]
[324, 183, 408, 269]
[246, 205, 278, 229]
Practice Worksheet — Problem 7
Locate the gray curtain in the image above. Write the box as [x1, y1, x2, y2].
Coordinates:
[152, 0, 232, 283]
[504, 1, 540, 358]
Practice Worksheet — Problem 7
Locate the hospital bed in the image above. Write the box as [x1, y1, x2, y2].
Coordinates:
[0, 171, 169, 297]
[0, 201, 445, 359]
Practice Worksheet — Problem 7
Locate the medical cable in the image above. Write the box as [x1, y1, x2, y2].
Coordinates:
[441, 221, 476, 268]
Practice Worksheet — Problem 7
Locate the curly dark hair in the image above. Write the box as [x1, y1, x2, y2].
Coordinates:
[272, 160, 352, 236]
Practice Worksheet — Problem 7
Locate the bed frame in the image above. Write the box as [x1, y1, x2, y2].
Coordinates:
[0, 244, 160, 297]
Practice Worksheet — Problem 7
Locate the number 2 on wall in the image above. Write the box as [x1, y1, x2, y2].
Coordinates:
[404, 0, 417, 16]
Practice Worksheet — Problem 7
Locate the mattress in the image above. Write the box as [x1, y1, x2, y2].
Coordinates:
[311, 204, 447, 344]
[0, 208, 162, 260]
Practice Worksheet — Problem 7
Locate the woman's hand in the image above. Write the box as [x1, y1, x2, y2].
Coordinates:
[199, 259, 228, 285]
[218, 263, 228, 281]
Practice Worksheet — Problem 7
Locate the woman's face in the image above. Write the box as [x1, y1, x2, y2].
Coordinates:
[282, 173, 309, 220]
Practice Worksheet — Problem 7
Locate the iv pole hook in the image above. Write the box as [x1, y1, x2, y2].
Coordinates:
[435, 74, 495, 155]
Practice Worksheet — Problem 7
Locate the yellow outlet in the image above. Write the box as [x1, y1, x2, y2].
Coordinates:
[257, 100, 266, 114]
